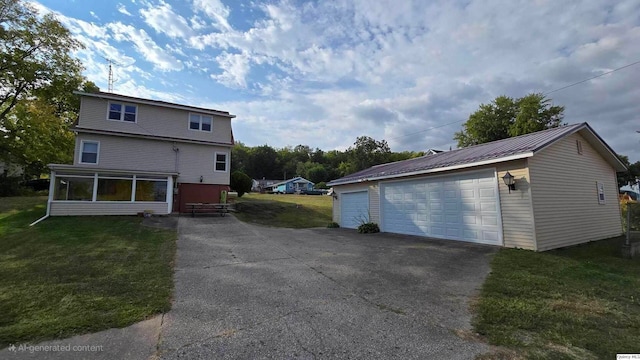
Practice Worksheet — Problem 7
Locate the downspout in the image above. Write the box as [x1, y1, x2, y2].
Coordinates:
[30, 170, 56, 226]
[173, 142, 180, 172]
[173, 143, 180, 213]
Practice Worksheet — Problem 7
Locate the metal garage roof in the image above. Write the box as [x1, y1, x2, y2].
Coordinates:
[328, 122, 625, 186]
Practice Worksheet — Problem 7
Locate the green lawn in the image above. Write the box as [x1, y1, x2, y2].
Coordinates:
[474, 237, 640, 359]
[0, 197, 176, 348]
[234, 193, 332, 228]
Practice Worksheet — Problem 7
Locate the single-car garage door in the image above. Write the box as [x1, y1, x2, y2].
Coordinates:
[381, 170, 502, 245]
[341, 191, 369, 229]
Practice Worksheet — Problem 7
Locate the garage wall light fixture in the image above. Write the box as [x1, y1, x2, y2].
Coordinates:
[502, 171, 516, 193]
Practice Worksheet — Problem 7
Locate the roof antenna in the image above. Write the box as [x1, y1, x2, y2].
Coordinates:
[101, 56, 120, 93]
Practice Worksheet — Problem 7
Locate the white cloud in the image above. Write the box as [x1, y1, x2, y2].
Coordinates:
[189, 15, 207, 31]
[117, 3, 132, 16]
[211, 52, 251, 88]
[192, 0, 232, 31]
[108, 22, 183, 71]
[140, 1, 192, 39]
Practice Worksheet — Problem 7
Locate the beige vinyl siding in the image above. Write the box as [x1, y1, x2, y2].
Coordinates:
[528, 132, 622, 251]
[332, 183, 377, 224]
[78, 97, 233, 144]
[494, 160, 536, 250]
[50, 201, 168, 216]
[74, 133, 230, 185]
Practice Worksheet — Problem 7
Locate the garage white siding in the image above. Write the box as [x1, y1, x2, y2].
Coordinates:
[380, 170, 502, 245]
[340, 191, 369, 229]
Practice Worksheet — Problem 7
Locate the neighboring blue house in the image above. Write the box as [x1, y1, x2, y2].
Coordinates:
[270, 177, 314, 194]
[620, 184, 640, 201]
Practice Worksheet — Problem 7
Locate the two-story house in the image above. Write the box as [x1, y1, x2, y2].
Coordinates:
[45, 91, 235, 216]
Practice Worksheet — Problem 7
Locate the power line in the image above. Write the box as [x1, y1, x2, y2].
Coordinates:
[389, 59, 640, 141]
[544, 59, 640, 95]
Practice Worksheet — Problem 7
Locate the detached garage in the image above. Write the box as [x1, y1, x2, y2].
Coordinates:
[328, 123, 626, 251]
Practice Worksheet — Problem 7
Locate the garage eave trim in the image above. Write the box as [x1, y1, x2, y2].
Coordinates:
[329, 152, 534, 186]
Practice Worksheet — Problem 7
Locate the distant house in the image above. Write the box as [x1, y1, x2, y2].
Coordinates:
[252, 178, 281, 193]
[620, 184, 640, 201]
[46, 91, 235, 216]
[328, 123, 626, 251]
[270, 177, 314, 194]
[424, 149, 444, 155]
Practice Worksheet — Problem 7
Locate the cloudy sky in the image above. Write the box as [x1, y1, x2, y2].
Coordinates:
[34, 0, 640, 161]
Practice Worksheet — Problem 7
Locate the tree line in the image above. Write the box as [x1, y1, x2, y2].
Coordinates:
[231, 136, 425, 187]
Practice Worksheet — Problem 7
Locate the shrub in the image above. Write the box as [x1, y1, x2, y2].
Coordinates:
[621, 199, 640, 231]
[0, 175, 30, 197]
[357, 222, 380, 234]
[230, 171, 252, 197]
[315, 181, 329, 189]
[327, 222, 339, 228]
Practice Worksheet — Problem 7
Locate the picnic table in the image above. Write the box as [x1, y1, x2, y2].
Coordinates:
[185, 203, 232, 217]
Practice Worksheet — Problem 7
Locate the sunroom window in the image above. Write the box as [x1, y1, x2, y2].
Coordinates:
[54, 176, 94, 201]
[97, 177, 133, 201]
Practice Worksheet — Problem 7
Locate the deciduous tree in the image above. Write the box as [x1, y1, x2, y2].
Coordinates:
[454, 93, 565, 147]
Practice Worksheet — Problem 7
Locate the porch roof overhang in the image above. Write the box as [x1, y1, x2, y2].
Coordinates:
[49, 164, 179, 177]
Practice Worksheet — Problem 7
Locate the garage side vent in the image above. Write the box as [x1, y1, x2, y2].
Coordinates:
[576, 140, 583, 155]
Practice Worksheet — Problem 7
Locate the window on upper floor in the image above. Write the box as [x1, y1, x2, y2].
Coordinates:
[80, 140, 99, 164]
[108, 102, 137, 122]
[214, 152, 227, 172]
[189, 114, 212, 132]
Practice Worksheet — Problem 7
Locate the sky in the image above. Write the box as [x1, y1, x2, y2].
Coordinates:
[33, 0, 640, 162]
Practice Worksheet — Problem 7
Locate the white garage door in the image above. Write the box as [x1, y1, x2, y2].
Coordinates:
[341, 191, 369, 229]
[381, 170, 502, 245]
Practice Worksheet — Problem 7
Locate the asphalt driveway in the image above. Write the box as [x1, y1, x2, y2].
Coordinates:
[157, 215, 497, 359]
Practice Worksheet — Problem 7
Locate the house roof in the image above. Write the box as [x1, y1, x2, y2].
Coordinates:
[49, 164, 179, 177]
[74, 91, 236, 118]
[328, 122, 626, 186]
[73, 127, 234, 146]
[269, 176, 315, 187]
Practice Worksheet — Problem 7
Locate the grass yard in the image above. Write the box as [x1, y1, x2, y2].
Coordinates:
[0, 197, 176, 348]
[474, 237, 640, 359]
[234, 193, 332, 228]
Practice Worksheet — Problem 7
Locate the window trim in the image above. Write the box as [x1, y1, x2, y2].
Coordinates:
[188, 113, 213, 132]
[107, 101, 138, 123]
[214, 152, 228, 172]
[79, 140, 100, 165]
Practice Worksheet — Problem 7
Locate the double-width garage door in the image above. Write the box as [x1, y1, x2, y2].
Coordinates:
[381, 170, 502, 245]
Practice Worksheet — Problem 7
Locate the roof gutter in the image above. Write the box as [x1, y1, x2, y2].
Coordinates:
[328, 152, 534, 186]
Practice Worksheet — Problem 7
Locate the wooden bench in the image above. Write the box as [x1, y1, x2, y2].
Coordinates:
[185, 203, 232, 217]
